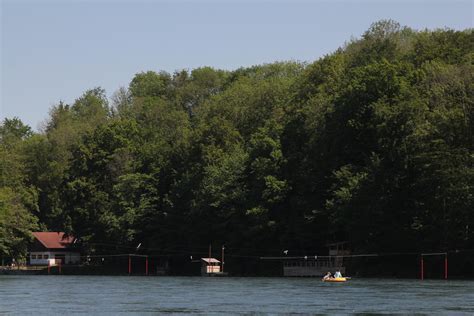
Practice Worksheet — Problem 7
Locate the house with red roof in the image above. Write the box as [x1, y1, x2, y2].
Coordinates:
[29, 232, 80, 266]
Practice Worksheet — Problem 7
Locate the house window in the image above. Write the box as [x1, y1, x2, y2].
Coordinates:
[37, 254, 43, 259]
[31, 255, 37, 259]
[44, 255, 49, 259]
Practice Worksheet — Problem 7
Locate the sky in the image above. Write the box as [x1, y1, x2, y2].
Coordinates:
[1, 0, 473, 130]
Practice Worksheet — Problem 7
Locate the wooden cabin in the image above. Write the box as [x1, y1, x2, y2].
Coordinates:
[201, 258, 221, 276]
[283, 257, 346, 277]
[327, 241, 350, 268]
[282, 242, 350, 277]
[29, 232, 80, 266]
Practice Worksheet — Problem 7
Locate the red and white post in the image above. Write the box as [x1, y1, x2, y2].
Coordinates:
[444, 253, 448, 280]
[420, 255, 424, 281]
[145, 256, 149, 276]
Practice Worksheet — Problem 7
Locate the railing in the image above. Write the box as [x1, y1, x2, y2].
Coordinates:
[1, 265, 45, 271]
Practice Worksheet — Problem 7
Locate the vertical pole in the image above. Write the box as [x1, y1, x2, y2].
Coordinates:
[128, 255, 132, 275]
[146, 256, 149, 276]
[59, 261, 62, 274]
[420, 256, 424, 280]
[48, 264, 50, 275]
[221, 245, 225, 273]
[444, 254, 448, 280]
[208, 244, 212, 274]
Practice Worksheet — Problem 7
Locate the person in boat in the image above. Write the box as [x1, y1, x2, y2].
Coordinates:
[334, 271, 342, 278]
[323, 272, 333, 280]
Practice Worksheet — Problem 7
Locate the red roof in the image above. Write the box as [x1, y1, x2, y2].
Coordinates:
[32, 232, 75, 249]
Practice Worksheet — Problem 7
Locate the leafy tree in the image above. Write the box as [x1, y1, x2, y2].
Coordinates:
[0, 118, 39, 261]
[0, 188, 38, 260]
[129, 71, 172, 98]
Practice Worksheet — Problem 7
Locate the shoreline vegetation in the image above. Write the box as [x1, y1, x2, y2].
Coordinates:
[1, 20, 473, 277]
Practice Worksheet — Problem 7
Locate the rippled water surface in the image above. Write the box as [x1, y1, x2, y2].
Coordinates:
[1, 276, 473, 314]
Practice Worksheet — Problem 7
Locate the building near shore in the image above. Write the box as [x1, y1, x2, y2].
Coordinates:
[260, 242, 350, 277]
[29, 232, 80, 266]
[282, 242, 350, 277]
[201, 258, 222, 276]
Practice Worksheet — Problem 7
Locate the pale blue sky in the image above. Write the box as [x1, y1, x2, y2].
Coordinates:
[1, 0, 472, 129]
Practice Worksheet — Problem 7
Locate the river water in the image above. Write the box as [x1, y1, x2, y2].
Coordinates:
[0, 276, 473, 314]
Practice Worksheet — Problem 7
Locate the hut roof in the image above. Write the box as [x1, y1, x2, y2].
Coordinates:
[201, 258, 220, 263]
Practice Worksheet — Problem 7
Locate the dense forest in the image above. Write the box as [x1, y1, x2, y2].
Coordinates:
[1, 21, 473, 265]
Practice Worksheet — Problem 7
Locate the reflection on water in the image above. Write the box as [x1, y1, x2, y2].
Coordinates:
[1, 276, 473, 314]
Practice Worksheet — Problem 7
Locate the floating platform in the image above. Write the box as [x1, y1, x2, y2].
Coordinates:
[204, 272, 229, 277]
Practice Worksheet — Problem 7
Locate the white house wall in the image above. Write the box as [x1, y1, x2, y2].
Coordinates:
[30, 252, 81, 265]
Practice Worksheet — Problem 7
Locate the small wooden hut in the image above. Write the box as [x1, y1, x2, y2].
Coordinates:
[282, 242, 350, 276]
[201, 258, 221, 276]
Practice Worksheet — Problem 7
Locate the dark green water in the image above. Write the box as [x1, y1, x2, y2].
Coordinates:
[0, 276, 473, 314]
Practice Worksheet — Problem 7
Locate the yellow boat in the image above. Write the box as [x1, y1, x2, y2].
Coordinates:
[322, 277, 348, 282]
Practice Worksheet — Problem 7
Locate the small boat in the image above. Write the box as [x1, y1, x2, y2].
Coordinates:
[322, 277, 349, 282]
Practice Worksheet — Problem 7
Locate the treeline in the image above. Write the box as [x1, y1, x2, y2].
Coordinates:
[1, 21, 473, 261]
